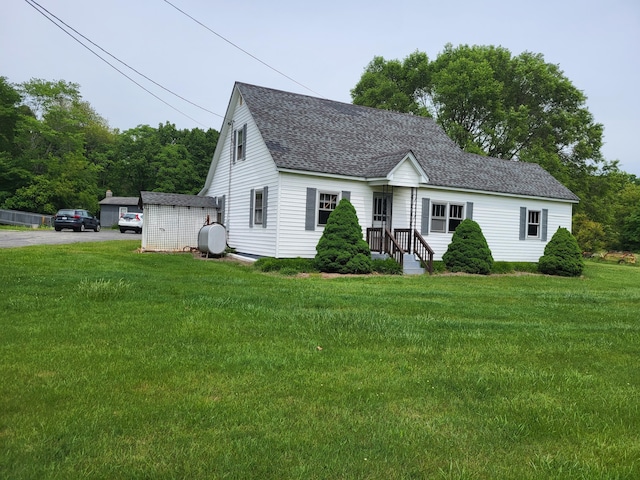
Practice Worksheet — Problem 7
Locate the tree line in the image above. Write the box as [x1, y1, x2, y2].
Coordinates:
[2, 43, 639, 251]
[0, 77, 218, 217]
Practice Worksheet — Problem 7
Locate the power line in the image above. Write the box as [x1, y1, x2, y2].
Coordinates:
[24, 0, 221, 127]
[163, 0, 326, 99]
[28, 0, 221, 118]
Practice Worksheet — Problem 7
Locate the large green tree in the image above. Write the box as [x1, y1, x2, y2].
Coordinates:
[103, 122, 219, 197]
[351, 45, 640, 251]
[0, 77, 220, 215]
[352, 45, 603, 167]
[2, 79, 113, 213]
[0, 78, 31, 205]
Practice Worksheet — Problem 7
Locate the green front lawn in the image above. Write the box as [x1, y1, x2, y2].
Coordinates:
[1, 242, 638, 479]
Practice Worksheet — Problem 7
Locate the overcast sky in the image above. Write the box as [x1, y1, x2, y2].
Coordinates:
[3, 0, 639, 176]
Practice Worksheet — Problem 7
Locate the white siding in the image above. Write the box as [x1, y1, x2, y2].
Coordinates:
[389, 160, 422, 187]
[275, 173, 373, 258]
[141, 204, 217, 252]
[203, 96, 279, 257]
[388, 187, 414, 229]
[417, 190, 573, 262]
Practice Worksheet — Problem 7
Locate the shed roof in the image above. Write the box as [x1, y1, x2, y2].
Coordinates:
[235, 82, 579, 202]
[140, 191, 217, 208]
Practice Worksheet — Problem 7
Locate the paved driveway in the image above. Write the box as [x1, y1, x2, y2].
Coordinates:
[0, 229, 141, 248]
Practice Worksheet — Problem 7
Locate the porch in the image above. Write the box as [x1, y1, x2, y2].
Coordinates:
[366, 227, 434, 275]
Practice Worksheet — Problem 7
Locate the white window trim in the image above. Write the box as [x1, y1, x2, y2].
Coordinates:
[431, 201, 465, 233]
[234, 124, 247, 163]
[254, 189, 263, 225]
[373, 192, 391, 223]
[317, 191, 339, 226]
[527, 210, 541, 238]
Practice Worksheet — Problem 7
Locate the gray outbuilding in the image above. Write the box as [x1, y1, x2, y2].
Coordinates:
[99, 190, 143, 227]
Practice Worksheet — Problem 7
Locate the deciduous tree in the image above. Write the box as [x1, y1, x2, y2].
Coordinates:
[352, 44, 603, 168]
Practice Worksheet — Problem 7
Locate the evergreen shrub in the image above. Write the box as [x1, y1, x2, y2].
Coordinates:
[254, 257, 317, 274]
[491, 262, 538, 274]
[315, 199, 372, 274]
[538, 227, 584, 276]
[442, 219, 493, 275]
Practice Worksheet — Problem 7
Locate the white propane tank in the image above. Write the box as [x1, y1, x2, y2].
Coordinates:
[198, 223, 226, 255]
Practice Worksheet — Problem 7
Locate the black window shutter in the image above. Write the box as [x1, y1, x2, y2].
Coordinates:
[466, 202, 474, 220]
[242, 124, 247, 160]
[341, 191, 351, 202]
[421, 198, 430, 235]
[519, 207, 527, 240]
[305, 188, 316, 231]
[541, 208, 548, 241]
[262, 186, 268, 228]
[249, 189, 254, 227]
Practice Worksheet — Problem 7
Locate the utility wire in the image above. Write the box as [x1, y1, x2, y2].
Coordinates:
[163, 0, 326, 99]
[27, 0, 220, 118]
[24, 0, 219, 126]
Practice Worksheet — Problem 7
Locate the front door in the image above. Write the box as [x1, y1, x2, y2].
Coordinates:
[372, 192, 392, 230]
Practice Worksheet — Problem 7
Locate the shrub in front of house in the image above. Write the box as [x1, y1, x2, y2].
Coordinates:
[442, 219, 494, 275]
[490, 261, 538, 274]
[371, 257, 403, 275]
[538, 227, 584, 276]
[254, 257, 317, 274]
[315, 199, 372, 274]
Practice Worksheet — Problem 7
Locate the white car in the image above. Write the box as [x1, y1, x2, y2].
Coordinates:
[118, 212, 143, 234]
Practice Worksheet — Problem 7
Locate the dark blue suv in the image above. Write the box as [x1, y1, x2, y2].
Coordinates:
[53, 209, 101, 232]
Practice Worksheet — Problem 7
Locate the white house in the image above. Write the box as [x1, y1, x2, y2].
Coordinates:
[199, 82, 579, 266]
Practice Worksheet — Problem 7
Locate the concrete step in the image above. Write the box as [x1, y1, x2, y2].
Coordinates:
[402, 253, 425, 275]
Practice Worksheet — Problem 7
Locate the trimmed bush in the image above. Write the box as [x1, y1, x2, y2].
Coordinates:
[491, 262, 538, 274]
[442, 219, 493, 275]
[538, 227, 584, 277]
[315, 199, 372, 274]
[254, 257, 317, 274]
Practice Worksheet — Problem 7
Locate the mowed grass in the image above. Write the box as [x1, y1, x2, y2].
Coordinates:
[0, 242, 638, 479]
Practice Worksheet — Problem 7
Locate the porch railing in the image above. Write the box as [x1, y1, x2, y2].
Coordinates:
[392, 228, 411, 252]
[366, 227, 434, 274]
[366, 227, 384, 253]
[384, 227, 405, 267]
[413, 229, 434, 275]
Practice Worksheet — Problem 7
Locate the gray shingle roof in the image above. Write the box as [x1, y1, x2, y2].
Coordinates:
[99, 196, 139, 205]
[140, 191, 217, 208]
[236, 82, 579, 202]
